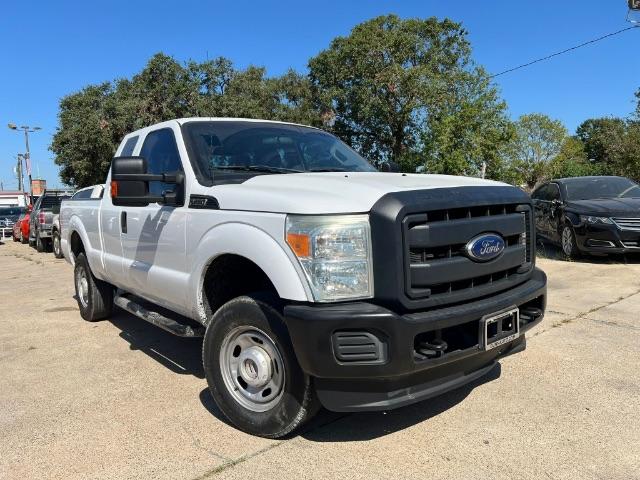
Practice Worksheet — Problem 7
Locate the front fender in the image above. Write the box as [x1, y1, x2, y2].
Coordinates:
[189, 222, 311, 322]
[564, 210, 581, 227]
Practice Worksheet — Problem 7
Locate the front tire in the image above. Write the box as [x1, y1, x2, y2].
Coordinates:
[561, 223, 579, 259]
[74, 253, 113, 321]
[52, 230, 63, 258]
[202, 294, 318, 438]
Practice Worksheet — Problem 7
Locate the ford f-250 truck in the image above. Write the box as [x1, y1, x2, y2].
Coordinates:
[60, 118, 546, 438]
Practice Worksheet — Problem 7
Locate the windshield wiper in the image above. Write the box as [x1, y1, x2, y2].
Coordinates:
[212, 165, 303, 174]
[307, 167, 347, 172]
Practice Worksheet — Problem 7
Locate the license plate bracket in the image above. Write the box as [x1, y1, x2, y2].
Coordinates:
[480, 307, 520, 351]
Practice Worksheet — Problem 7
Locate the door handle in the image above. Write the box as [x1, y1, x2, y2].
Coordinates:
[120, 211, 127, 234]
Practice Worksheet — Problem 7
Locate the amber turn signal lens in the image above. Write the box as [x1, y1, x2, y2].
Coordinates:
[110, 181, 118, 198]
[287, 232, 310, 257]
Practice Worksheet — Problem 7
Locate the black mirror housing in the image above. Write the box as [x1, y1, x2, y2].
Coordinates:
[110, 156, 184, 207]
[111, 157, 150, 207]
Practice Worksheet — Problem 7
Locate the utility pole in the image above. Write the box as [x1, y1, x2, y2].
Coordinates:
[8, 123, 41, 203]
[16, 154, 25, 192]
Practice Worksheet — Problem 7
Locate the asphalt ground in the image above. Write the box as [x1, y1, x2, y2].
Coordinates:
[1, 239, 639, 479]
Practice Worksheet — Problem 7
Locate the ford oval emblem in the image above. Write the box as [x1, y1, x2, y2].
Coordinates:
[465, 233, 505, 262]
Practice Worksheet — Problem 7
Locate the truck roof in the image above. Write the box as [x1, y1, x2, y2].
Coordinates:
[124, 117, 321, 138]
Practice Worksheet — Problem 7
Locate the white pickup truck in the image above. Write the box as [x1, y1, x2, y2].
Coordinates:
[60, 118, 546, 438]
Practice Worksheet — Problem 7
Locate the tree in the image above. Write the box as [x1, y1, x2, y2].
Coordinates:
[50, 83, 119, 187]
[418, 69, 515, 177]
[546, 136, 598, 179]
[576, 117, 627, 170]
[576, 117, 640, 180]
[503, 113, 567, 188]
[51, 53, 321, 187]
[308, 15, 512, 172]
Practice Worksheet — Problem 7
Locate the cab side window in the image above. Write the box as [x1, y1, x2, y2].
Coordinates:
[140, 129, 183, 196]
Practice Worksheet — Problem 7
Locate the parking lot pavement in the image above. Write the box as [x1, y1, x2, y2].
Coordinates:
[1, 240, 639, 480]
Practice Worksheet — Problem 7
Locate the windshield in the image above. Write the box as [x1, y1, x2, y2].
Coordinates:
[182, 121, 376, 182]
[564, 177, 640, 201]
[0, 207, 25, 217]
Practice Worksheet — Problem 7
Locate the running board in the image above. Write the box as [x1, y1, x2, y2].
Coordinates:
[114, 293, 205, 337]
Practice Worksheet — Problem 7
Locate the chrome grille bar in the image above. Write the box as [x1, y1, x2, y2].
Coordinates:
[612, 217, 640, 230]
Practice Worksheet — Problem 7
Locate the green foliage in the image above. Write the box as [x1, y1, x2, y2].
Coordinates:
[576, 117, 640, 180]
[546, 136, 599, 179]
[308, 15, 513, 172]
[502, 113, 568, 188]
[51, 54, 321, 187]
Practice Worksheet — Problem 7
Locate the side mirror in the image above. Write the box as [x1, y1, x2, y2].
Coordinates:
[380, 161, 400, 173]
[110, 156, 183, 207]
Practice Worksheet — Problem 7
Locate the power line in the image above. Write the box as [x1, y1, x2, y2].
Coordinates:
[490, 25, 639, 78]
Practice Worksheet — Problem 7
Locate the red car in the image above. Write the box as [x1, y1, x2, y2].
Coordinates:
[12, 209, 31, 243]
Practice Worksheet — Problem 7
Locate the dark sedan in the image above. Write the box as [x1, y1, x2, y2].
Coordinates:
[532, 176, 640, 257]
[0, 206, 26, 240]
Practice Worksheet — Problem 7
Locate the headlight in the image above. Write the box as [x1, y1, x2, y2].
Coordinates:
[580, 215, 613, 225]
[285, 214, 373, 302]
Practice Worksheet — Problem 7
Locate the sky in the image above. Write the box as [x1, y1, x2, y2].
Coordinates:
[1, 0, 638, 189]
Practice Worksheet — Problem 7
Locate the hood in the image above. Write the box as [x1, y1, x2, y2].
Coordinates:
[211, 172, 508, 214]
[566, 197, 640, 216]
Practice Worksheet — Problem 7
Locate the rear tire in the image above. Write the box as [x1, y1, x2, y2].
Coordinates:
[202, 294, 319, 438]
[74, 253, 113, 321]
[20, 230, 27, 244]
[53, 230, 64, 258]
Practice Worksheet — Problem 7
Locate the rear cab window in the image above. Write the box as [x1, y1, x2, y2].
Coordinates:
[71, 189, 93, 200]
[120, 136, 139, 156]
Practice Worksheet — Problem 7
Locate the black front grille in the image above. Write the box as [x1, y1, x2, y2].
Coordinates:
[402, 203, 534, 306]
[369, 186, 535, 312]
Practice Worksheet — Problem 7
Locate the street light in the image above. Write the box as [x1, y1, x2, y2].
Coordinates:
[7, 123, 41, 203]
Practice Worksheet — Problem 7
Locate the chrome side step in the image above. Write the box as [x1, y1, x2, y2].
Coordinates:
[114, 293, 205, 337]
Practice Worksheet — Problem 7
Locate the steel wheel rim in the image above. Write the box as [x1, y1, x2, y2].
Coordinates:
[76, 267, 89, 308]
[54, 235, 60, 255]
[562, 227, 573, 255]
[219, 326, 285, 412]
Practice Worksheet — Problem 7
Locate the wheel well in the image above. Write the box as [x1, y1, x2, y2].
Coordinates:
[201, 254, 278, 322]
[70, 231, 85, 260]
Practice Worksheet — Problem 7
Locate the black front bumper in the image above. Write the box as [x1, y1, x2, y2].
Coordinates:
[284, 268, 546, 412]
[574, 223, 640, 254]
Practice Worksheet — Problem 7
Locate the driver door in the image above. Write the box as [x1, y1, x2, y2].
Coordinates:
[531, 184, 550, 239]
[546, 183, 563, 243]
[119, 127, 189, 314]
